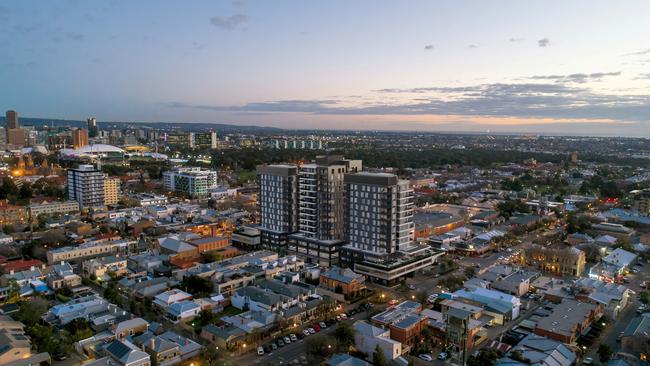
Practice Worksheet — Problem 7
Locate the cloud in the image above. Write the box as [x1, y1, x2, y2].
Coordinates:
[623, 48, 650, 57]
[636, 73, 650, 80]
[164, 82, 650, 123]
[468, 44, 478, 49]
[538, 38, 550, 47]
[509, 38, 523, 43]
[210, 14, 249, 30]
[424, 44, 434, 50]
[529, 71, 621, 83]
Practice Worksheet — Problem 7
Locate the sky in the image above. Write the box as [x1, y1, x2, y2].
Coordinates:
[2, 0, 650, 136]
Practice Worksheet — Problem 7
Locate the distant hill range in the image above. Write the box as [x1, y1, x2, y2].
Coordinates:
[0, 116, 284, 134]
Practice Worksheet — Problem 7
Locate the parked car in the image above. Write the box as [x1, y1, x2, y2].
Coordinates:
[319, 321, 327, 328]
[284, 336, 291, 344]
[308, 328, 316, 334]
[419, 354, 433, 362]
[278, 339, 285, 347]
[257, 346, 265, 356]
[583, 357, 593, 365]
[271, 343, 278, 350]
[290, 333, 298, 341]
[438, 352, 448, 360]
[303, 329, 310, 336]
[336, 315, 341, 321]
[408, 284, 416, 290]
[617, 331, 624, 342]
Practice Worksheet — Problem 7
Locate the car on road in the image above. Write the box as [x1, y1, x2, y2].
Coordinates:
[408, 284, 416, 290]
[257, 346, 265, 356]
[388, 299, 399, 306]
[583, 357, 593, 365]
[303, 329, 310, 336]
[438, 352, 448, 360]
[419, 354, 433, 362]
[336, 315, 341, 321]
[53, 352, 67, 361]
[340, 313, 348, 320]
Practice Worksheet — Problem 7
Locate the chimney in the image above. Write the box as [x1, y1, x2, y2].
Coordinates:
[150, 337, 155, 350]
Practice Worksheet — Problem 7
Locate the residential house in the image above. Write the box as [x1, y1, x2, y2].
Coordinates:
[353, 320, 402, 362]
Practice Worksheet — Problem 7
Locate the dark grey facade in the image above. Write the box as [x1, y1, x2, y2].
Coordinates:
[257, 165, 299, 253]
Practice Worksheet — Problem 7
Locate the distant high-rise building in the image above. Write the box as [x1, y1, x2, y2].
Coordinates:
[103, 176, 121, 206]
[68, 165, 106, 209]
[632, 190, 650, 215]
[162, 167, 218, 198]
[6, 110, 18, 130]
[87, 117, 98, 137]
[166, 132, 191, 148]
[7, 128, 26, 148]
[73, 128, 89, 149]
[191, 132, 217, 149]
[256, 165, 299, 253]
[570, 151, 578, 163]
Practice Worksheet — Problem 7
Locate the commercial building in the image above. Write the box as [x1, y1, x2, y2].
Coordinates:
[163, 167, 218, 198]
[256, 164, 299, 253]
[192, 131, 217, 149]
[534, 299, 601, 344]
[104, 176, 121, 205]
[453, 287, 521, 324]
[87, 117, 98, 137]
[6, 128, 26, 148]
[371, 301, 427, 347]
[0, 199, 29, 226]
[46, 240, 129, 264]
[73, 128, 89, 149]
[82, 255, 128, 280]
[29, 200, 80, 218]
[68, 164, 106, 209]
[589, 248, 637, 282]
[319, 266, 366, 297]
[496, 334, 576, 366]
[632, 189, 650, 214]
[520, 244, 586, 277]
[5, 110, 18, 130]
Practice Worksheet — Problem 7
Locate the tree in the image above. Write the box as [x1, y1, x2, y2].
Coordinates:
[467, 349, 501, 366]
[373, 344, 388, 366]
[464, 266, 476, 278]
[201, 345, 226, 366]
[416, 290, 429, 305]
[640, 291, 649, 305]
[181, 275, 214, 297]
[16, 297, 50, 326]
[597, 344, 613, 363]
[333, 322, 355, 350]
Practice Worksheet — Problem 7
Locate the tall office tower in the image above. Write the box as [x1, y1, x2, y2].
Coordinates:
[256, 165, 299, 253]
[340, 172, 441, 285]
[445, 309, 471, 366]
[286, 155, 362, 266]
[192, 132, 217, 149]
[0, 127, 6, 150]
[6, 110, 18, 130]
[67, 165, 106, 209]
[73, 128, 89, 149]
[87, 117, 98, 137]
[7, 128, 26, 148]
[104, 176, 121, 206]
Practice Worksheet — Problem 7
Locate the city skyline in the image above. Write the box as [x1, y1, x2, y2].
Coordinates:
[2, 1, 650, 136]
